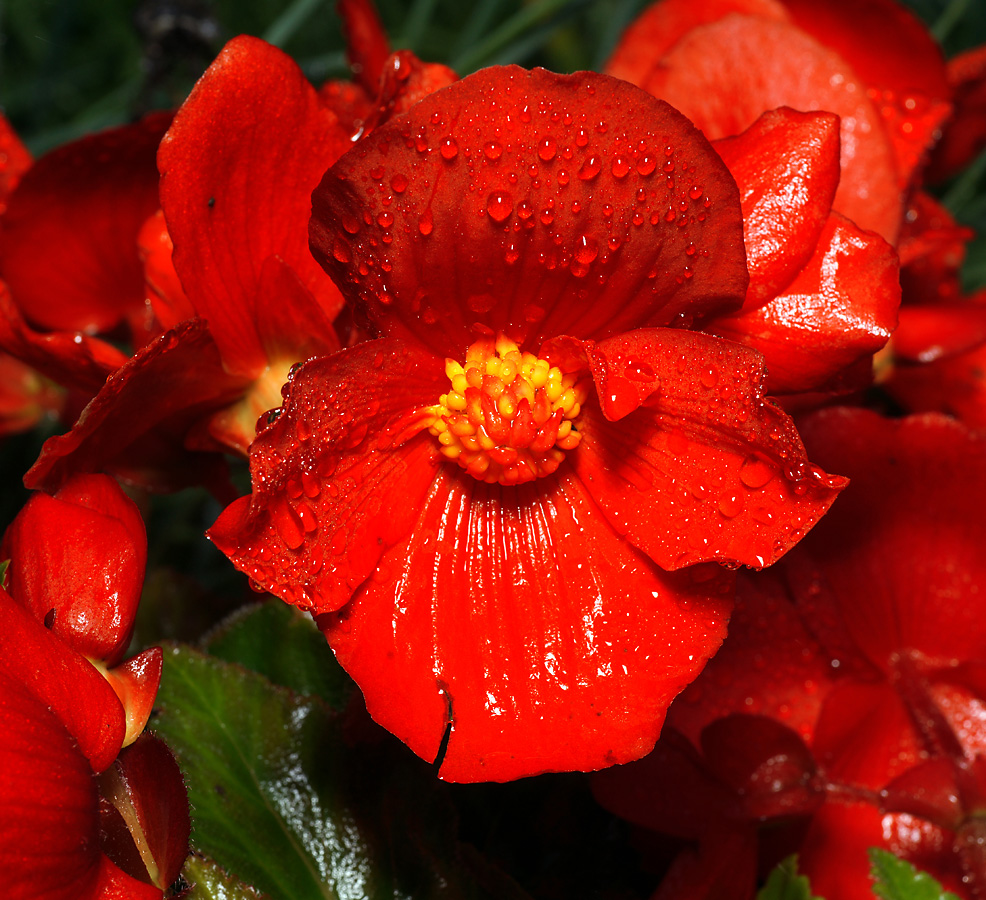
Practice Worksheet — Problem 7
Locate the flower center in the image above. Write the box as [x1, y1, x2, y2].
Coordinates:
[426, 335, 589, 485]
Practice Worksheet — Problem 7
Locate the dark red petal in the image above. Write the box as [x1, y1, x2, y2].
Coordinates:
[669, 570, 836, 748]
[881, 758, 963, 829]
[713, 108, 839, 311]
[635, 15, 902, 243]
[708, 212, 900, 394]
[569, 328, 845, 571]
[24, 319, 249, 494]
[792, 409, 986, 671]
[101, 733, 190, 889]
[209, 338, 446, 613]
[310, 66, 748, 357]
[893, 302, 986, 365]
[885, 338, 986, 429]
[898, 192, 972, 308]
[158, 35, 347, 376]
[928, 44, 986, 182]
[2, 474, 146, 665]
[0, 113, 170, 334]
[88, 854, 163, 900]
[700, 714, 821, 819]
[0, 351, 63, 437]
[0, 112, 32, 210]
[0, 590, 125, 772]
[318, 468, 733, 782]
[782, 0, 950, 188]
[591, 728, 733, 837]
[652, 828, 758, 900]
[137, 210, 193, 331]
[0, 670, 101, 900]
[813, 681, 923, 789]
[0, 279, 127, 398]
[338, 0, 391, 94]
[605, 0, 790, 86]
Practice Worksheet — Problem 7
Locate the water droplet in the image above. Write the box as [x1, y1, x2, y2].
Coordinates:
[578, 156, 601, 180]
[689, 185, 703, 200]
[332, 238, 351, 263]
[440, 137, 458, 160]
[718, 491, 744, 518]
[574, 235, 598, 265]
[637, 156, 656, 176]
[391, 173, 408, 193]
[377, 211, 394, 228]
[538, 137, 557, 161]
[273, 499, 305, 550]
[486, 192, 513, 222]
[540, 208, 554, 225]
[483, 141, 503, 160]
[700, 367, 719, 388]
[418, 209, 433, 235]
[611, 156, 630, 178]
[624, 356, 656, 381]
[739, 457, 775, 489]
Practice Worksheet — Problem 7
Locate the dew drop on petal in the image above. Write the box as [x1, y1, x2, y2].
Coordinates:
[574, 235, 598, 265]
[487, 192, 513, 222]
[538, 137, 557, 161]
[578, 156, 601, 180]
[440, 137, 459, 160]
[484, 141, 503, 160]
[611, 156, 630, 178]
[418, 209, 434, 235]
[718, 491, 745, 518]
[391, 174, 408, 193]
[739, 457, 775, 489]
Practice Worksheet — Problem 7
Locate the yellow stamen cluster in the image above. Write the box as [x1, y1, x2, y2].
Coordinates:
[426, 335, 589, 485]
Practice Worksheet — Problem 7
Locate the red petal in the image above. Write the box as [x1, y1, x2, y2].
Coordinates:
[713, 107, 840, 311]
[591, 728, 733, 837]
[652, 828, 759, 900]
[158, 35, 347, 376]
[569, 328, 845, 571]
[928, 44, 986, 181]
[605, 0, 790, 86]
[0, 114, 170, 333]
[0, 276, 127, 398]
[24, 319, 248, 494]
[0, 590, 125, 773]
[669, 570, 836, 748]
[633, 14, 902, 243]
[0, 112, 32, 210]
[310, 66, 748, 357]
[102, 733, 190, 889]
[88, 854, 163, 900]
[893, 302, 986, 365]
[338, 0, 391, 94]
[782, 0, 950, 187]
[791, 409, 986, 672]
[708, 212, 900, 394]
[898, 193, 973, 307]
[137, 210, 193, 331]
[2, 475, 146, 665]
[0, 351, 63, 437]
[317, 468, 733, 781]
[0, 670, 101, 900]
[209, 338, 447, 613]
[103, 648, 163, 747]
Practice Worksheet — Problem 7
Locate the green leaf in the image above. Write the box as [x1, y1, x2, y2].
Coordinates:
[152, 645, 528, 900]
[0, 559, 9, 591]
[869, 849, 962, 900]
[182, 854, 267, 900]
[204, 601, 353, 710]
[756, 856, 822, 900]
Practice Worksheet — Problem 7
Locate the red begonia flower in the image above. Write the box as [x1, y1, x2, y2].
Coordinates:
[0, 113, 170, 337]
[212, 66, 844, 781]
[606, 0, 951, 244]
[703, 107, 899, 393]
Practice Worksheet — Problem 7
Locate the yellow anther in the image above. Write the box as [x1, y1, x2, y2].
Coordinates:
[423, 334, 590, 485]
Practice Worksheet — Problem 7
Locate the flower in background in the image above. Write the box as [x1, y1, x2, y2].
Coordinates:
[211, 66, 846, 782]
[595, 409, 986, 898]
[0, 474, 189, 897]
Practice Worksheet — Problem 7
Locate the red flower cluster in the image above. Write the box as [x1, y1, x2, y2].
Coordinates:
[0, 475, 189, 898]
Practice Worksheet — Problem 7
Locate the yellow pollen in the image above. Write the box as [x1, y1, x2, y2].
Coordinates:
[425, 335, 590, 485]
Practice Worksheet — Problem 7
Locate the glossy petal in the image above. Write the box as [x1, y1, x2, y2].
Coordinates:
[713, 107, 839, 311]
[137, 210, 193, 331]
[0, 590, 125, 773]
[605, 0, 790, 85]
[792, 409, 986, 672]
[0, 112, 32, 210]
[708, 212, 900, 394]
[317, 467, 733, 782]
[310, 66, 748, 357]
[893, 301, 986, 365]
[103, 648, 163, 747]
[669, 570, 836, 747]
[1, 671, 101, 900]
[631, 14, 901, 243]
[928, 44, 986, 181]
[781, 0, 950, 187]
[100, 734, 190, 889]
[566, 328, 845, 571]
[0, 113, 170, 333]
[209, 338, 446, 613]
[2, 474, 146, 665]
[88, 854, 163, 900]
[24, 319, 248, 494]
[0, 279, 127, 398]
[158, 35, 347, 376]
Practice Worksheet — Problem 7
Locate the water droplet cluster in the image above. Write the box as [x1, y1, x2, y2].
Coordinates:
[426, 334, 589, 485]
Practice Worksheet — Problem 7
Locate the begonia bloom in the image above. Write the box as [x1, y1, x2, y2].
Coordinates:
[606, 0, 951, 244]
[212, 66, 844, 782]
